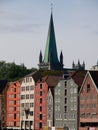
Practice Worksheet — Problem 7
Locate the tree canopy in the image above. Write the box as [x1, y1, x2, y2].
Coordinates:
[0, 61, 37, 81]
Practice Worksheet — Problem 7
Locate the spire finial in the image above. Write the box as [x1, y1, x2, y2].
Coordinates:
[51, 3, 53, 13]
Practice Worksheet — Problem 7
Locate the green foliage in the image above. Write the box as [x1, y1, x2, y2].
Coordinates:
[0, 61, 37, 81]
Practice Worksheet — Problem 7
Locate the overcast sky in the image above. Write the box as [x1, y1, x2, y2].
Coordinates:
[0, 0, 98, 69]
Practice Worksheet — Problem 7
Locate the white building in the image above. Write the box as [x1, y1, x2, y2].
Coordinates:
[20, 71, 41, 130]
[20, 75, 35, 130]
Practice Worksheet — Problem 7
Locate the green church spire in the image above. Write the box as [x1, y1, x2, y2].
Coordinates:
[43, 13, 59, 64]
[38, 12, 63, 70]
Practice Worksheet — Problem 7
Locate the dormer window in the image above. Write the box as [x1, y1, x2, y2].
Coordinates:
[87, 84, 90, 93]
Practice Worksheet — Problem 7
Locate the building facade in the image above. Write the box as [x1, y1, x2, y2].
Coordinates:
[54, 79, 66, 129]
[20, 75, 35, 130]
[6, 81, 20, 130]
[34, 77, 48, 130]
[34, 75, 62, 130]
[79, 71, 98, 130]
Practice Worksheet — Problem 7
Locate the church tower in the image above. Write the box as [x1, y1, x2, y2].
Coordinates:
[38, 12, 63, 70]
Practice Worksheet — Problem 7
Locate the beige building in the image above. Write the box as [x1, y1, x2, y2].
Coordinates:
[20, 71, 41, 130]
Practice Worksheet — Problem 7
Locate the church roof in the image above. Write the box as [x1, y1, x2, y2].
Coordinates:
[43, 13, 59, 63]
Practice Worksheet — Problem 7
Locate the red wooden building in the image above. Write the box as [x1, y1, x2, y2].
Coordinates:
[34, 76, 48, 130]
[6, 80, 21, 130]
[79, 71, 98, 130]
[34, 75, 61, 130]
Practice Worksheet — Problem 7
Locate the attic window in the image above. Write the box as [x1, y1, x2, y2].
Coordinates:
[87, 84, 90, 93]
[40, 84, 42, 89]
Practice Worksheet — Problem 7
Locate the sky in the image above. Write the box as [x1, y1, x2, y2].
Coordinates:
[0, 0, 98, 69]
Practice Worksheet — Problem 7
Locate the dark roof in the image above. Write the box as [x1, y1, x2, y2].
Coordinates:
[0, 80, 8, 93]
[28, 70, 42, 83]
[71, 70, 87, 88]
[45, 75, 62, 87]
[89, 71, 98, 88]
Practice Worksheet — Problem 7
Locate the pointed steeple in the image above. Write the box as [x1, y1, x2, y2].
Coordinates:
[39, 50, 42, 63]
[43, 12, 59, 64]
[60, 51, 63, 65]
[38, 11, 63, 70]
[72, 60, 75, 68]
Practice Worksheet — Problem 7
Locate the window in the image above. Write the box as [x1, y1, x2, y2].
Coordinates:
[65, 90, 67, 95]
[26, 77, 29, 82]
[14, 107, 16, 111]
[65, 106, 67, 112]
[40, 106, 42, 111]
[25, 103, 29, 108]
[80, 113, 85, 118]
[30, 94, 34, 99]
[9, 114, 13, 117]
[14, 101, 16, 105]
[65, 98, 67, 104]
[9, 101, 14, 104]
[30, 85, 34, 90]
[14, 94, 16, 98]
[14, 88, 16, 92]
[92, 113, 97, 118]
[9, 94, 14, 98]
[30, 78, 32, 82]
[40, 114, 42, 120]
[65, 81, 67, 87]
[9, 107, 14, 111]
[30, 103, 34, 107]
[39, 122, 42, 128]
[21, 87, 25, 91]
[26, 94, 29, 99]
[40, 91, 42, 96]
[40, 84, 42, 89]
[40, 98, 42, 103]
[21, 95, 25, 99]
[86, 113, 90, 118]
[14, 114, 16, 119]
[26, 86, 29, 91]
[87, 84, 90, 92]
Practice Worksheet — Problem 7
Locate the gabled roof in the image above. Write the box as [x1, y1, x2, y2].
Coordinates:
[40, 75, 62, 88]
[89, 71, 98, 88]
[71, 70, 87, 88]
[79, 70, 98, 94]
[0, 80, 8, 94]
[43, 13, 59, 64]
[27, 70, 42, 83]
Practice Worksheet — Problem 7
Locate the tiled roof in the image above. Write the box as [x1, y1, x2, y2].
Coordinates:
[71, 70, 87, 88]
[89, 71, 98, 88]
[0, 80, 8, 93]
